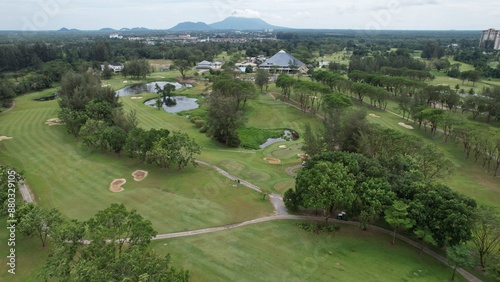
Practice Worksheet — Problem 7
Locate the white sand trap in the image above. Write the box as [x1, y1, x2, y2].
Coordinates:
[45, 117, 63, 126]
[110, 179, 126, 192]
[398, 122, 414, 129]
[369, 113, 381, 118]
[0, 136, 13, 141]
[130, 96, 143, 100]
[132, 170, 148, 181]
[278, 145, 287, 149]
[123, 80, 128, 83]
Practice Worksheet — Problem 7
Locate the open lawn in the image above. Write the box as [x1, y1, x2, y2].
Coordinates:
[316, 51, 351, 65]
[154, 220, 464, 282]
[0, 93, 273, 233]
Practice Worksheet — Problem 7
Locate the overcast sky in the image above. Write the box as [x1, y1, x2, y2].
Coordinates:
[2, 0, 499, 31]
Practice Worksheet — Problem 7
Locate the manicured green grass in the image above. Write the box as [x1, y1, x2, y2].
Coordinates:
[123, 91, 315, 193]
[154, 220, 465, 282]
[0, 93, 273, 233]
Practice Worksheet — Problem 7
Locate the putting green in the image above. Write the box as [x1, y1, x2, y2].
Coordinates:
[271, 143, 303, 159]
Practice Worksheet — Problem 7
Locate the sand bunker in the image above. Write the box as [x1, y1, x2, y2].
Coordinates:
[264, 157, 281, 164]
[278, 145, 287, 149]
[45, 117, 63, 126]
[369, 113, 381, 118]
[0, 136, 13, 141]
[130, 96, 143, 100]
[132, 170, 148, 181]
[110, 179, 126, 192]
[297, 153, 309, 159]
[398, 122, 414, 129]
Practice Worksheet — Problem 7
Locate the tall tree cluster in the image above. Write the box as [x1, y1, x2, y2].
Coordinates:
[205, 74, 257, 147]
[58, 71, 200, 169]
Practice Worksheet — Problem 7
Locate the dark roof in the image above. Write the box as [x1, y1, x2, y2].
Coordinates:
[259, 50, 304, 68]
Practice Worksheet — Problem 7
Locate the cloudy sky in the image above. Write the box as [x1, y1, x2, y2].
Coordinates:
[2, 0, 499, 31]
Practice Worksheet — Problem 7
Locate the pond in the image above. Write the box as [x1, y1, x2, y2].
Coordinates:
[259, 129, 299, 149]
[144, 96, 199, 113]
[115, 81, 192, 96]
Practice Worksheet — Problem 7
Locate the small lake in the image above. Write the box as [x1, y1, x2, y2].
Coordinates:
[259, 130, 299, 149]
[115, 81, 192, 96]
[144, 96, 199, 113]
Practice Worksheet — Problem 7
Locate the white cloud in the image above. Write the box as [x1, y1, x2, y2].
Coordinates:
[230, 9, 262, 18]
[0, 0, 499, 30]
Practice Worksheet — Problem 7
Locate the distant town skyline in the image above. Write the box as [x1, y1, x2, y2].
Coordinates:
[1, 0, 499, 31]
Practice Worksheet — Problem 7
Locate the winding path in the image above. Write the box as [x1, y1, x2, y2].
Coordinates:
[152, 215, 481, 282]
[16, 152, 480, 280]
[286, 164, 302, 177]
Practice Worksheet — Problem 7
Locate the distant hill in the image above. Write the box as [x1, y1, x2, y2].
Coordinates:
[99, 28, 116, 32]
[169, 21, 214, 31]
[58, 27, 80, 32]
[209, 17, 289, 30]
[119, 27, 150, 32]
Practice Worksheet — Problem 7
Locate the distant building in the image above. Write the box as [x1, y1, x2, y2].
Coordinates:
[195, 61, 222, 70]
[109, 33, 123, 39]
[101, 63, 124, 73]
[479, 28, 500, 50]
[259, 50, 308, 73]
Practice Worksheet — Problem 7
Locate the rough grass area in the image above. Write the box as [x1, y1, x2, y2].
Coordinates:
[237, 127, 283, 149]
[154, 220, 465, 282]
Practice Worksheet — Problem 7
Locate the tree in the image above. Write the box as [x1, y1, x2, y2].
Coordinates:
[78, 119, 108, 150]
[0, 79, 15, 107]
[205, 94, 244, 147]
[101, 63, 114, 79]
[122, 59, 151, 79]
[295, 161, 356, 223]
[410, 183, 476, 247]
[446, 245, 475, 281]
[18, 204, 63, 247]
[384, 200, 415, 245]
[42, 204, 189, 281]
[254, 69, 269, 93]
[302, 122, 326, 157]
[276, 74, 295, 100]
[102, 126, 127, 154]
[173, 59, 191, 79]
[471, 206, 500, 269]
[155, 83, 177, 107]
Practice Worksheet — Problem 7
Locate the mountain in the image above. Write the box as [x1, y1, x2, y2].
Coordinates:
[209, 17, 289, 30]
[99, 28, 116, 32]
[169, 21, 214, 31]
[58, 27, 80, 32]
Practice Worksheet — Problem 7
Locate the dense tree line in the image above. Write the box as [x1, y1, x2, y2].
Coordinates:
[58, 71, 200, 169]
[16, 203, 189, 281]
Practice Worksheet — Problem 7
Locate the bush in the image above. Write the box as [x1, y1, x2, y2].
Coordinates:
[297, 222, 340, 235]
[194, 119, 205, 128]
